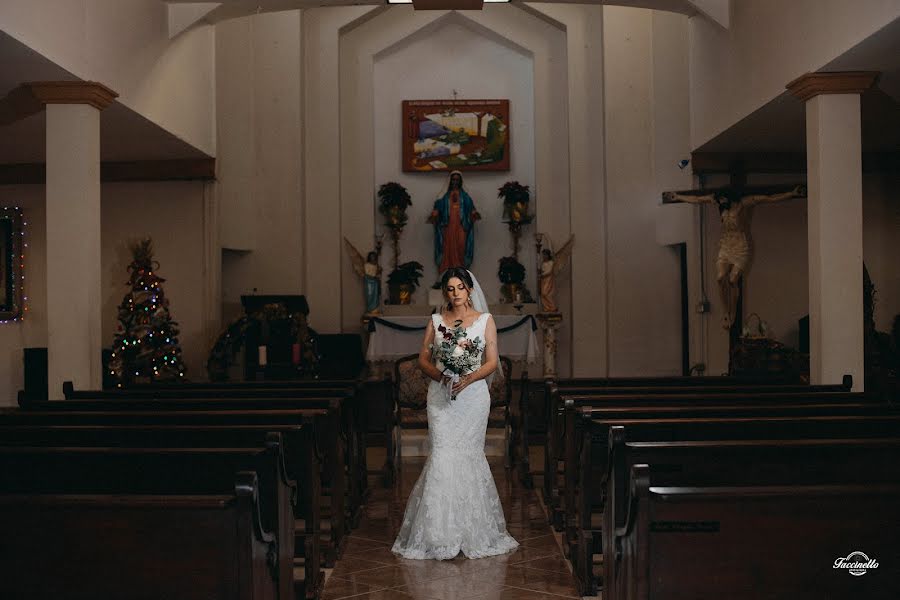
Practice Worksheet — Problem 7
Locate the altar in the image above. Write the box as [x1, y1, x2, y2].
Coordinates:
[365, 307, 539, 364]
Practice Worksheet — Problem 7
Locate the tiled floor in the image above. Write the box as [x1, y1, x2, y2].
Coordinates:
[319, 456, 583, 600]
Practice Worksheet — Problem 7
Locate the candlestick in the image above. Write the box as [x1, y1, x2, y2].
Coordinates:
[258, 345, 267, 366]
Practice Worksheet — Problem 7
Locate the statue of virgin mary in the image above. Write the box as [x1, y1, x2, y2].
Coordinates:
[427, 170, 481, 271]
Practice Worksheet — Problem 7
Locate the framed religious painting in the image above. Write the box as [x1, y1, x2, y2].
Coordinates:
[0, 207, 25, 322]
[402, 99, 510, 172]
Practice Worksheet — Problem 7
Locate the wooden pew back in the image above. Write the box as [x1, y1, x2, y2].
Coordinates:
[0, 406, 349, 569]
[0, 445, 294, 600]
[623, 470, 900, 600]
[604, 436, 900, 600]
[567, 410, 900, 596]
[0, 476, 279, 600]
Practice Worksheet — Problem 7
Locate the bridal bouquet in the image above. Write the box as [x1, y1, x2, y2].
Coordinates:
[431, 320, 484, 401]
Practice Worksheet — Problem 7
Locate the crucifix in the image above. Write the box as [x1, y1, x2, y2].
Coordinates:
[662, 176, 807, 342]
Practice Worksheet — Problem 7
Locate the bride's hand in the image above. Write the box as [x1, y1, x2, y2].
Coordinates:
[452, 374, 471, 394]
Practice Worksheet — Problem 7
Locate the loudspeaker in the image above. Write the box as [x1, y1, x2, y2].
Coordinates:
[23, 347, 48, 401]
[799, 315, 809, 354]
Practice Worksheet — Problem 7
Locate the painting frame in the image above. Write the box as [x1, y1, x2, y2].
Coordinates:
[0, 207, 25, 322]
[402, 99, 510, 173]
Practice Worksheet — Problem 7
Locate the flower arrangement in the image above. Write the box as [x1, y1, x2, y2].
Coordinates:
[430, 320, 484, 401]
[498, 256, 526, 285]
[378, 182, 412, 232]
[498, 256, 533, 304]
[498, 181, 533, 226]
[498, 181, 533, 259]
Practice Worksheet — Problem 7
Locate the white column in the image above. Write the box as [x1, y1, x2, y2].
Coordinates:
[788, 72, 877, 391]
[45, 104, 102, 394]
[30, 82, 118, 395]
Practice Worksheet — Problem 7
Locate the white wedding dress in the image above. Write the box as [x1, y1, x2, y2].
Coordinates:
[391, 312, 520, 560]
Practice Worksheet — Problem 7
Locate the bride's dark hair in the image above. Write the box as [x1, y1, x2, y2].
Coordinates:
[440, 267, 473, 292]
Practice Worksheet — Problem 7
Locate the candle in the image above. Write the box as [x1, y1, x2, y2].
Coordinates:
[258, 345, 267, 366]
[291, 343, 301, 365]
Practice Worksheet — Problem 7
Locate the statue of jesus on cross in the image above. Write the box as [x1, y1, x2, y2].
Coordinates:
[663, 184, 807, 329]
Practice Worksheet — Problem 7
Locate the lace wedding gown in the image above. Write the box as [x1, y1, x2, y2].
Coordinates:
[391, 312, 520, 560]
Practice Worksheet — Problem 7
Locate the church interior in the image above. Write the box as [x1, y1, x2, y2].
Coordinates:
[1, 0, 899, 598]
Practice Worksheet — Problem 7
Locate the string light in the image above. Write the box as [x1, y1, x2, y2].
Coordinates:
[0, 207, 26, 324]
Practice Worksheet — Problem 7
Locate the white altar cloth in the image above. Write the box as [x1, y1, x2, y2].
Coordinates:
[366, 314, 538, 363]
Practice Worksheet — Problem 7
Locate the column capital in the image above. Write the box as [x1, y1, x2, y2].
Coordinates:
[786, 71, 879, 102]
[25, 81, 118, 110]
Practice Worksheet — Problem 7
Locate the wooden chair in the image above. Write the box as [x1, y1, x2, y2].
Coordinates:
[392, 354, 514, 472]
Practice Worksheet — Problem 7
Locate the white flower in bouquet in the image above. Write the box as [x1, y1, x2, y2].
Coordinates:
[430, 320, 484, 401]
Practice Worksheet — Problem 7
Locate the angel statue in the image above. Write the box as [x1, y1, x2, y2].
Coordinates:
[537, 234, 574, 314]
[345, 237, 383, 315]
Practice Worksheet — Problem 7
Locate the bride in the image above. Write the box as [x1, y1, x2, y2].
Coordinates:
[391, 267, 519, 560]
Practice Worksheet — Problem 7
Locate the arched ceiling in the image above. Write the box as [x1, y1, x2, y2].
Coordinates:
[164, 0, 729, 38]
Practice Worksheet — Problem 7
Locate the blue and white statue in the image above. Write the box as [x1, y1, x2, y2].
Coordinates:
[345, 237, 383, 315]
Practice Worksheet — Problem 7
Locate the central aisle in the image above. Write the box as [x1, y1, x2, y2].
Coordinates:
[319, 457, 583, 599]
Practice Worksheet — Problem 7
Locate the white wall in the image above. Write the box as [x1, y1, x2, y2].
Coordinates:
[604, 7, 687, 376]
[302, 5, 378, 333]
[0, 0, 216, 156]
[216, 11, 304, 323]
[0, 181, 212, 406]
[531, 2, 606, 377]
[690, 0, 900, 148]
[371, 20, 536, 305]
[216, 16, 257, 253]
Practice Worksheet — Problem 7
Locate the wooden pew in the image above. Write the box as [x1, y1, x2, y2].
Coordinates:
[619, 468, 900, 600]
[571, 412, 900, 595]
[0, 474, 280, 600]
[0, 423, 323, 599]
[54, 384, 370, 511]
[63, 379, 361, 400]
[533, 376, 852, 521]
[0, 443, 295, 600]
[603, 435, 900, 600]
[99, 378, 365, 392]
[542, 388, 865, 530]
[22, 395, 365, 535]
[94, 376, 398, 478]
[561, 399, 888, 555]
[0, 407, 348, 568]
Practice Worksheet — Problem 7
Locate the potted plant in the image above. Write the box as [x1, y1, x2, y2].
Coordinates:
[378, 182, 412, 228]
[387, 261, 424, 305]
[378, 181, 412, 269]
[498, 256, 532, 304]
[498, 181, 533, 258]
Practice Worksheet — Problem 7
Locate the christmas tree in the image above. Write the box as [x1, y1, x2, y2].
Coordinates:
[108, 238, 186, 385]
